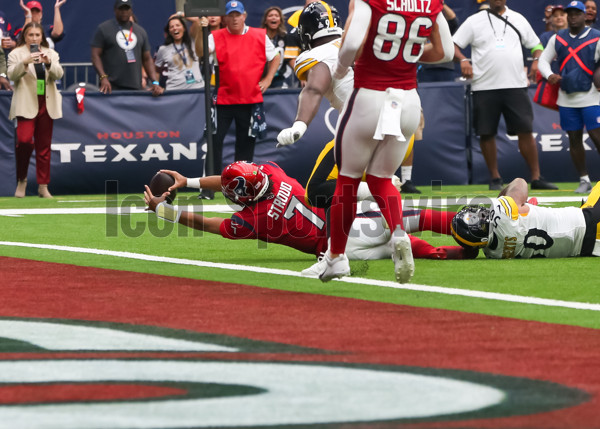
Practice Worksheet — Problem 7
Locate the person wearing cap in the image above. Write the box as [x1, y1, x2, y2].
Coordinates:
[18, 0, 66, 51]
[539, 5, 568, 48]
[206, 0, 280, 177]
[453, 0, 558, 192]
[539, 0, 600, 194]
[91, 0, 163, 95]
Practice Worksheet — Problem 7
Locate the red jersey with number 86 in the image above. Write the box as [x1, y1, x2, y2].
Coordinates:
[354, 0, 444, 91]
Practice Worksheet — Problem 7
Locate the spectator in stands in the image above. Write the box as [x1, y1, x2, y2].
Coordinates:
[154, 15, 204, 90]
[417, 4, 460, 82]
[8, 22, 63, 198]
[539, 5, 568, 47]
[0, 46, 12, 90]
[207, 0, 280, 178]
[90, 0, 163, 95]
[17, 0, 66, 51]
[543, 4, 555, 32]
[585, 0, 600, 29]
[453, 0, 558, 191]
[261, 6, 293, 88]
[1, 9, 17, 51]
[539, 0, 600, 194]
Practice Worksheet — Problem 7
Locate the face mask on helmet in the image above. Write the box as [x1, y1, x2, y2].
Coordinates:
[298, 1, 343, 51]
[450, 205, 491, 248]
[221, 161, 270, 204]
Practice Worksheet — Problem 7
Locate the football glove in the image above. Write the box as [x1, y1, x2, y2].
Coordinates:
[276, 121, 308, 147]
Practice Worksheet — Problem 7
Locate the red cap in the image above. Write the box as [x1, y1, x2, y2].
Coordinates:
[26, 1, 43, 12]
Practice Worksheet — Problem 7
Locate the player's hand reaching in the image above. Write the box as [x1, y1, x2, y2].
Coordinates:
[143, 185, 168, 212]
[159, 169, 186, 191]
[276, 121, 307, 147]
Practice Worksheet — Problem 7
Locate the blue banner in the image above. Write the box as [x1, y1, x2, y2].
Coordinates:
[1, 83, 598, 197]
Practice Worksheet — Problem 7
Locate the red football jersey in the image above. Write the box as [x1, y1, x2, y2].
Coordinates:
[353, 0, 444, 91]
[220, 162, 328, 256]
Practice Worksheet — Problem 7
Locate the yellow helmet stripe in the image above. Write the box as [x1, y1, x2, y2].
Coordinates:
[320, 1, 335, 28]
[450, 224, 487, 248]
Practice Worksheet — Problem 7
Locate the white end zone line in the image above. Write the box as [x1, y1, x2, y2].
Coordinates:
[1, 241, 599, 312]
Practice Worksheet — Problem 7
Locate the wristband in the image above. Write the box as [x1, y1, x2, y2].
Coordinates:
[156, 201, 181, 223]
[26, 14, 32, 18]
[460, 58, 470, 62]
[152, 80, 160, 85]
[186, 177, 202, 189]
[531, 57, 539, 61]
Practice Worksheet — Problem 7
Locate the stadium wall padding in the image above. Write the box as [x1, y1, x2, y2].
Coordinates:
[0, 84, 598, 197]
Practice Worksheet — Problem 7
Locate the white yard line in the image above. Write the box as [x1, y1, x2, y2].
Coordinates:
[1, 241, 598, 312]
[0, 196, 584, 217]
[0, 205, 237, 216]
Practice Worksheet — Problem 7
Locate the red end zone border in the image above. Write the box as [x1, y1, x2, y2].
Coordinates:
[1, 256, 600, 428]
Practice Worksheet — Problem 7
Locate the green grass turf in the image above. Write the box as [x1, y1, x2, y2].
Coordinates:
[1, 184, 599, 329]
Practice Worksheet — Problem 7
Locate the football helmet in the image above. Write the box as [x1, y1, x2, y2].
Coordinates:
[221, 161, 270, 204]
[298, 1, 342, 51]
[450, 205, 491, 248]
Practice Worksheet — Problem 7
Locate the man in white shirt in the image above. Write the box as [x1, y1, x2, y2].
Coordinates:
[453, 0, 557, 191]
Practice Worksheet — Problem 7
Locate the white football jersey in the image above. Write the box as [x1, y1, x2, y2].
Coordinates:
[483, 197, 586, 259]
[294, 39, 354, 111]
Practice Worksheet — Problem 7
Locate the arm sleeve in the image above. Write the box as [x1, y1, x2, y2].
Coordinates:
[155, 46, 167, 68]
[437, 12, 455, 63]
[538, 36, 557, 79]
[520, 18, 541, 50]
[337, 0, 371, 70]
[452, 18, 472, 49]
[265, 36, 278, 61]
[0, 49, 6, 75]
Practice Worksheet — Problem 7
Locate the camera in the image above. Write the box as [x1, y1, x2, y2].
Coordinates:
[184, 0, 226, 17]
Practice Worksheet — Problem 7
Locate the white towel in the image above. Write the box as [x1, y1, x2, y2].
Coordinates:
[373, 88, 406, 142]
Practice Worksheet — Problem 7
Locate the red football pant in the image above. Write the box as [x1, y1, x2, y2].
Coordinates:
[15, 96, 54, 184]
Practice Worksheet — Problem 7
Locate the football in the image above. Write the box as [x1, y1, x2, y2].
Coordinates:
[149, 172, 177, 204]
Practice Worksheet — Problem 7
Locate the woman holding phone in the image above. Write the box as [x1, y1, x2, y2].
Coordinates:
[7, 22, 63, 198]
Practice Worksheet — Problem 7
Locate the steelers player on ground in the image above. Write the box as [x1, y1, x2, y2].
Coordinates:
[451, 179, 600, 258]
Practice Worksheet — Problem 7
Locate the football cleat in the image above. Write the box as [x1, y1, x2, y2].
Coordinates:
[390, 227, 414, 283]
[318, 251, 350, 282]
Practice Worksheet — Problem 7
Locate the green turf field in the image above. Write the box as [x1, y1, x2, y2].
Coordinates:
[1, 182, 598, 330]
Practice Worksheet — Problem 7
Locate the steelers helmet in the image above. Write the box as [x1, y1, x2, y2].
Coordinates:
[298, 1, 342, 51]
[450, 205, 491, 248]
[221, 161, 270, 204]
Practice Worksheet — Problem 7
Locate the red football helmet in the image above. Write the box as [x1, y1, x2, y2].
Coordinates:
[221, 161, 270, 204]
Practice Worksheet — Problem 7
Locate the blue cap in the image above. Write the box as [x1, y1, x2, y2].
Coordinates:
[565, 1, 586, 12]
[225, 0, 244, 15]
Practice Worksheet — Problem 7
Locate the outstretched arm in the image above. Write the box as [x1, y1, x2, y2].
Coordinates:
[276, 61, 332, 147]
[144, 185, 224, 235]
[159, 169, 222, 192]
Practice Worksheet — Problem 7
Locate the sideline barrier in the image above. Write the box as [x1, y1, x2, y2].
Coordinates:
[0, 84, 596, 197]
